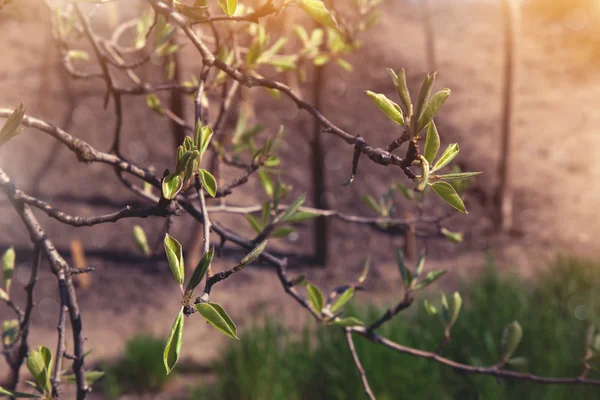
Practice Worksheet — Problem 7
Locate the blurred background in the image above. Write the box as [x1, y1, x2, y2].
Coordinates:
[1, 0, 600, 398]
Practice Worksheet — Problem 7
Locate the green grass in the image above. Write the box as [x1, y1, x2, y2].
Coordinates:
[191, 255, 600, 400]
[101, 334, 171, 398]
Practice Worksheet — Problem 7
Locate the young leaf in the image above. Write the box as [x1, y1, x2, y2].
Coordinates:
[2, 320, 18, 346]
[440, 227, 464, 243]
[146, 94, 164, 115]
[423, 121, 440, 164]
[258, 171, 273, 197]
[396, 249, 412, 287]
[196, 302, 238, 339]
[0, 288, 7, 301]
[132, 225, 151, 256]
[26, 346, 51, 394]
[298, 0, 339, 31]
[365, 91, 404, 126]
[414, 270, 447, 290]
[336, 58, 353, 72]
[329, 317, 364, 327]
[186, 247, 214, 293]
[436, 171, 483, 182]
[415, 252, 426, 278]
[417, 156, 430, 192]
[417, 89, 451, 133]
[502, 321, 523, 360]
[240, 240, 267, 266]
[506, 357, 528, 369]
[307, 283, 325, 313]
[414, 73, 436, 128]
[431, 143, 459, 173]
[279, 194, 306, 223]
[330, 287, 355, 313]
[0, 103, 25, 149]
[392, 68, 412, 116]
[67, 50, 89, 61]
[163, 309, 184, 374]
[246, 214, 263, 233]
[362, 195, 381, 213]
[199, 169, 217, 197]
[2, 247, 15, 294]
[396, 183, 415, 200]
[431, 182, 467, 214]
[423, 299, 438, 316]
[162, 173, 183, 200]
[218, 0, 238, 16]
[0, 387, 36, 398]
[449, 291, 462, 328]
[63, 371, 105, 385]
[164, 233, 184, 286]
[358, 257, 370, 285]
[283, 211, 319, 223]
[270, 226, 295, 238]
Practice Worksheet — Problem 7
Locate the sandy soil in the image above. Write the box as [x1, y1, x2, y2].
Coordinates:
[1, 0, 600, 396]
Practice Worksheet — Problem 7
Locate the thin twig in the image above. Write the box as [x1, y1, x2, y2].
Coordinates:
[345, 329, 376, 400]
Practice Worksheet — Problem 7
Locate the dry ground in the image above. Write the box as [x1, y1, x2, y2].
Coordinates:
[1, 0, 600, 396]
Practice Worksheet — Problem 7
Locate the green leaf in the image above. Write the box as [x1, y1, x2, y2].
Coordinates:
[261, 202, 271, 226]
[329, 317, 364, 327]
[336, 58, 353, 72]
[502, 321, 523, 360]
[440, 227, 464, 243]
[431, 143, 459, 173]
[0, 103, 25, 149]
[414, 72, 436, 129]
[358, 257, 370, 285]
[163, 309, 184, 374]
[330, 287, 355, 313]
[365, 91, 404, 126]
[246, 214, 263, 233]
[283, 211, 319, 223]
[146, 94, 164, 115]
[199, 169, 217, 197]
[395, 183, 415, 200]
[2, 247, 15, 294]
[64, 371, 105, 385]
[194, 122, 213, 159]
[240, 240, 267, 266]
[388, 68, 412, 116]
[313, 54, 329, 66]
[0, 288, 7, 301]
[417, 89, 451, 133]
[257, 38, 288, 64]
[449, 291, 462, 328]
[415, 252, 426, 278]
[436, 171, 482, 182]
[298, 0, 339, 31]
[417, 156, 429, 192]
[270, 226, 295, 238]
[2, 320, 18, 346]
[396, 249, 412, 288]
[423, 299, 438, 316]
[162, 173, 183, 200]
[132, 225, 151, 256]
[258, 171, 273, 197]
[506, 357, 528, 369]
[0, 386, 37, 398]
[26, 346, 51, 394]
[307, 283, 325, 313]
[423, 121, 440, 164]
[164, 233, 184, 286]
[362, 195, 381, 213]
[218, 0, 238, 16]
[196, 302, 238, 339]
[186, 247, 214, 293]
[279, 194, 306, 223]
[431, 182, 467, 214]
[67, 50, 89, 61]
[414, 270, 447, 290]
